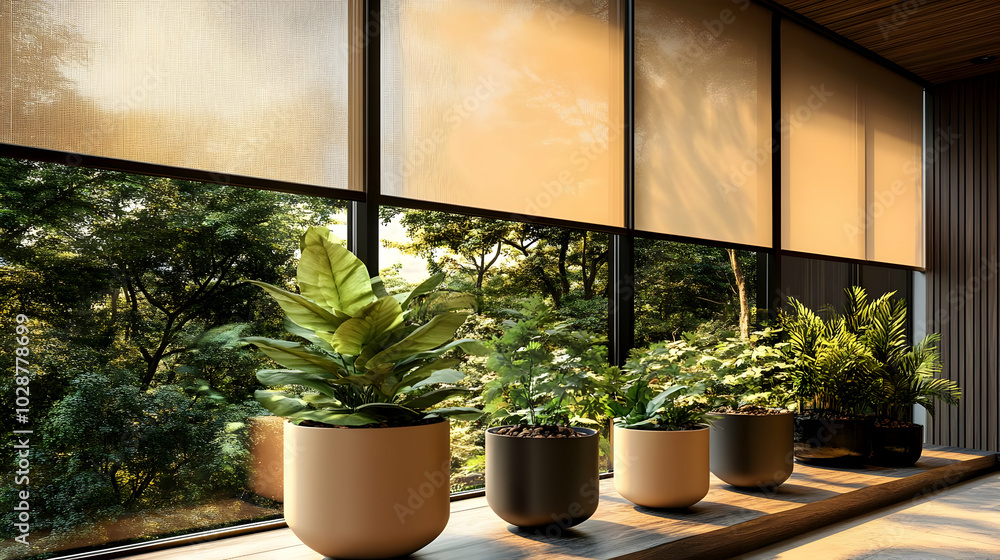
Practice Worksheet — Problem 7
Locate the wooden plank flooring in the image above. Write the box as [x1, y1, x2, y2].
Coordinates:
[116, 445, 998, 560]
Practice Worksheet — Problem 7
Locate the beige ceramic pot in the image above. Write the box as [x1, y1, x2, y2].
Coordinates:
[613, 424, 709, 508]
[284, 419, 450, 559]
[248, 415, 284, 502]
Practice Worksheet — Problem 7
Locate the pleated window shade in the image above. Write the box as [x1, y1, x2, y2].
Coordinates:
[1, 0, 351, 190]
[634, 0, 773, 247]
[781, 22, 923, 267]
[381, 0, 625, 227]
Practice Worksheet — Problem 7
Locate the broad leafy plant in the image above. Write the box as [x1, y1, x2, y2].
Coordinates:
[697, 328, 796, 411]
[606, 343, 711, 431]
[242, 226, 484, 427]
[483, 297, 606, 427]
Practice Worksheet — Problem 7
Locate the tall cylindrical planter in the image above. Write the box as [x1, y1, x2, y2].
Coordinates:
[248, 415, 284, 502]
[793, 415, 871, 467]
[870, 423, 924, 467]
[613, 424, 709, 509]
[486, 426, 600, 528]
[284, 420, 450, 559]
[709, 411, 793, 489]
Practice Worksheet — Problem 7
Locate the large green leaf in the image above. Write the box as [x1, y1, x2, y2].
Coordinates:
[406, 368, 464, 391]
[394, 359, 463, 393]
[283, 316, 335, 351]
[255, 369, 340, 398]
[356, 402, 422, 424]
[426, 407, 484, 421]
[287, 409, 380, 426]
[400, 387, 470, 410]
[244, 337, 345, 377]
[367, 312, 469, 368]
[255, 390, 308, 416]
[247, 280, 345, 334]
[331, 297, 404, 355]
[297, 226, 376, 316]
[397, 272, 444, 308]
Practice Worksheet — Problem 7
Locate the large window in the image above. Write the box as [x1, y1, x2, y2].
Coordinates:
[0, 158, 345, 559]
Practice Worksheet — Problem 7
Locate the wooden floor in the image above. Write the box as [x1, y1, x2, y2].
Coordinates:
[115, 445, 998, 560]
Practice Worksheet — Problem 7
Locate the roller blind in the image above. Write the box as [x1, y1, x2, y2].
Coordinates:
[634, 0, 772, 247]
[781, 22, 923, 267]
[1, 0, 351, 190]
[381, 0, 624, 227]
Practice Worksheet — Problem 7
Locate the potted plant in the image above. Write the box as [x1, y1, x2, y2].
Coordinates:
[782, 292, 880, 467]
[607, 342, 712, 509]
[853, 290, 961, 467]
[482, 298, 602, 529]
[242, 226, 483, 559]
[694, 329, 796, 489]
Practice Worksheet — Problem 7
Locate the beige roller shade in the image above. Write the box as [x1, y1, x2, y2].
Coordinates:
[1, 0, 351, 190]
[634, 0, 772, 247]
[782, 22, 923, 267]
[381, 0, 624, 227]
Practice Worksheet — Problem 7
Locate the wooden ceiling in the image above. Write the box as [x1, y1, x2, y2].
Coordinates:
[770, 0, 1000, 84]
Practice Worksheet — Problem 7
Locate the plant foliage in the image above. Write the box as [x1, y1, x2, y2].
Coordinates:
[606, 342, 711, 430]
[482, 297, 608, 427]
[243, 226, 485, 427]
[782, 287, 960, 420]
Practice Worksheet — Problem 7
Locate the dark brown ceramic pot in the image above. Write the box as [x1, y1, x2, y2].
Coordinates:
[486, 426, 600, 529]
[793, 415, 871, 467]
[870, 422, 923, 467]
[709, 411, 794, 489]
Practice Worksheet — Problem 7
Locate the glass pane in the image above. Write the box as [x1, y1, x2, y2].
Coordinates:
[781, 22, 865, 260]
[0, 157, 346, 559]
[1, 0, 351, 190]
[634, 238, 757, 346]
[382, 0, 624, 227]
[381, 206, 613, 485]
[634, 0, 772, 247]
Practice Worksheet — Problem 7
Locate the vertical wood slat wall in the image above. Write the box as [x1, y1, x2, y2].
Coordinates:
[928, 71, 1000, 453]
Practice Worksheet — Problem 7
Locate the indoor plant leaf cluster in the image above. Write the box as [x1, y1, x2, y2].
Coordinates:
[243, 226, 485, 427]
[482, 297, 606, 428]
[782, 287, 960, 420]
[607, 342, 711, 431]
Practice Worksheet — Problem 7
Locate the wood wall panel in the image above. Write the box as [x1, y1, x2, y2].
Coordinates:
[928, 71, 1000, 452]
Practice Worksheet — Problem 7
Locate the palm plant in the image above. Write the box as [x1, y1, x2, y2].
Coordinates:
[783, 295, 880, 417]
[784, 286, 960, 421]
[843, 287, 960, 422]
